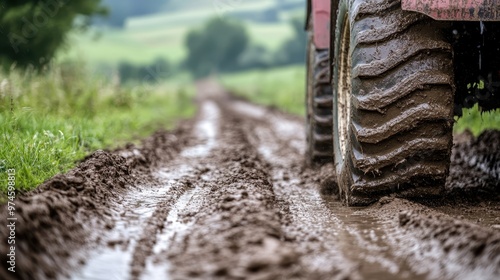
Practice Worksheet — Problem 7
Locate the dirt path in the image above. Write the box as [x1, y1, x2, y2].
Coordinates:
[1, 81, 499, 280]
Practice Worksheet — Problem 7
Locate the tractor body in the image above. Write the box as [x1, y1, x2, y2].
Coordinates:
[305, 0, 500, 205]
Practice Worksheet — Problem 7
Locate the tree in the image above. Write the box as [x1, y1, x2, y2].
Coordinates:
[276, 17, 307, 65]
[238, 44, 273, 70]
[184, 18, 249, 78]
[95, 0, 171, 28]
[0, 0, 106, 69]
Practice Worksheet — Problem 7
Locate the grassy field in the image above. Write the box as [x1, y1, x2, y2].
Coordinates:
[62, 29, 185, 66]
[220, 66, 500, 136]
[0, 64, 195, 193]
[59, 0, 301, 67]
[219, 65, 305, 116]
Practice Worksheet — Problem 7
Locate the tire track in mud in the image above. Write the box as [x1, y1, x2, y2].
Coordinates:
[72, 101, 221, 280]
[129, 101, 221, 279]
[164, 108, 305, 279]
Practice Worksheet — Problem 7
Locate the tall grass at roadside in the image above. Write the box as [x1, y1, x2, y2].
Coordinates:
[454, 106, 500, 136]
[220, 66, 500, 136]
[0, 63, 194, 192]
[219, 65, 305, 115]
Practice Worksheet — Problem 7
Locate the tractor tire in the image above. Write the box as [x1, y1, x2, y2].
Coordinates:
[306, 33, 334, 165]
[332, 0, 455, 205]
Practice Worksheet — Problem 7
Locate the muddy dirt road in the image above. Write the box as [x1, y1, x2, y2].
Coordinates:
[1, 81, 500, 280]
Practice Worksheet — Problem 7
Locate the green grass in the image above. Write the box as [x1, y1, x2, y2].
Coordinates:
[247, 23, 292, 51]
[0, 64, 195, 193]
[219, 65, 305, 116]
[454, 106, 500, 136]
[61, 29, 186, 66]
[220, 66, 500, 136]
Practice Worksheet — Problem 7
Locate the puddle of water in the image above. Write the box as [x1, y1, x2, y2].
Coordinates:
[243, 104, 500, 279]
[71, 190, 155, 280]
[233, 101, 267, 119]
[269, 117, 304, 155]
[181, 101, 219, 158]
[151, 188, 199, 254]
[155, 165, 193, 182]
[71, 247, 133, 280]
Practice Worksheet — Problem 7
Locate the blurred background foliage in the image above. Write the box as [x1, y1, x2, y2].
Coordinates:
[63, 0, 307, 83]
[1, 0, 307, 81]
[0, 0, 106, 69]
[184, 18, 250, 78]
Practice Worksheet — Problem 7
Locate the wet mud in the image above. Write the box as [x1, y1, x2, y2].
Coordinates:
[446, 129, 500, 195]
[0, 81, 499, 279]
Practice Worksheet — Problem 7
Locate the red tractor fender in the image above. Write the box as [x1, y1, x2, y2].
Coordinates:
[307, 0, 331, 49]
[402, 0, 500, 21]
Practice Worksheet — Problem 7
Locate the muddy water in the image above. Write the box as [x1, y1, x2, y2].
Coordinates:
[1, 81, 499, 280]
[181, 101, 219, 158]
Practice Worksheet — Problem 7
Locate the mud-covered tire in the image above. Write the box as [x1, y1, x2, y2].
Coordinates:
[306, 33, 334, 165]
[332, 0, 455, 205]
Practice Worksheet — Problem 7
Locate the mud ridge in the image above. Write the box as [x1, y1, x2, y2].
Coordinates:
[399, 210, 500, 271]
[371, 198, 500, 279]
[446, 129, 500, 195]
[0, 125, 189, 280]
[0, 151, 134, 279]
[226, 98, 367, 279]
[117, 123, 191, 170]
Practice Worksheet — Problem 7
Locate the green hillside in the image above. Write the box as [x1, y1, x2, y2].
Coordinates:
[59, 0, 305, 67]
